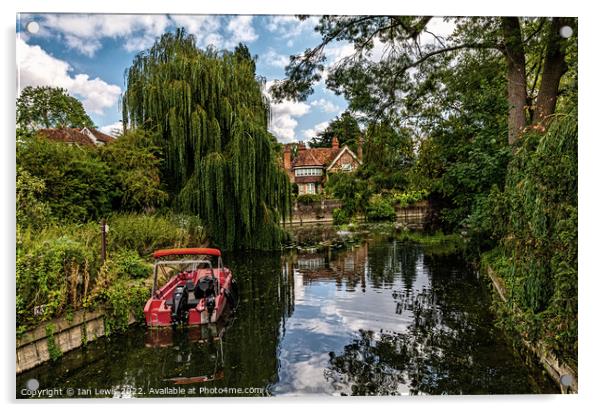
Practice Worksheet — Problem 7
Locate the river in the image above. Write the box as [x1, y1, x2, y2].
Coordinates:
[16, 228, 558, 397]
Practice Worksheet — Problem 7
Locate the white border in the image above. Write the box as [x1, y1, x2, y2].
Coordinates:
[2, 1, 599, 411]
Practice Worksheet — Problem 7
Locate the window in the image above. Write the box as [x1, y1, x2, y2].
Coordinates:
[341, 163, 352, 172]
[307, 183, 316, 194]
[295, 168, 323, 176]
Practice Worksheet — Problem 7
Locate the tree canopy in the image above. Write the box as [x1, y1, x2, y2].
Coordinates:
[271, 16, 576, 144]
[17, 86, 95, 131]
[122, 29, 291, 249]
[308, 111, 362, 150]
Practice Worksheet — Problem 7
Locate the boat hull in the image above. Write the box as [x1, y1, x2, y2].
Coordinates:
[144, 268, 234, 327]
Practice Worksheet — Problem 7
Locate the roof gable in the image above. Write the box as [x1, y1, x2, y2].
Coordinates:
[326, 146, 362, 171]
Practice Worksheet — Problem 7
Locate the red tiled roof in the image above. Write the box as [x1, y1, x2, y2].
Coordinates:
[292, 147, 339, 167]
[37, 128, 114, 146]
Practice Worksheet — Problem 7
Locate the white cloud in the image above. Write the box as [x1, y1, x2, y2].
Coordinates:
[16, 38, 121, 115]
[37, 14, 171, 56]
[29, 14, 259, 57]
[302, 121, 329, 140]
[260, 48, 289, 68]
[310, 98, 340, 113]
[99, 121, 123, 137]
[169, 15, 223, 48]
[265, 15, 319, 39]
[225, 15, 258, 47]
[264, 80, 310, 143]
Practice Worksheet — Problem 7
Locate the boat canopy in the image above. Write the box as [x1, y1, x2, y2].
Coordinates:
[153, 248, 222, 259]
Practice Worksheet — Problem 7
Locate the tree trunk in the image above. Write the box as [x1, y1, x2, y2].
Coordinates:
[502, 17, 528, 146]
[533, 17, 574, 128]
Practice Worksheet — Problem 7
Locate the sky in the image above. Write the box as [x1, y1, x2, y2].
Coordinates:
[15, 13, 354, 143]
[16, 14, 454, 142]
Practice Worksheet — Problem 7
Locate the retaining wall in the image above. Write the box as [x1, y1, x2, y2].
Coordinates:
[486, 267, 578, 394]
[16, 309, 136, 374]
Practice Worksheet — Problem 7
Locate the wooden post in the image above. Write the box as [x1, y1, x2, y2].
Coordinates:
[100, 219, 107, 265]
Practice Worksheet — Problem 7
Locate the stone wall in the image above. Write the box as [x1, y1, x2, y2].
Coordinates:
[287, 199, 430, 229]
[486, 267, 578, 394]
[16, 309, 136, 374]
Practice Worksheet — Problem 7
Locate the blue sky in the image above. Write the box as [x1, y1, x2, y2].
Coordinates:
[16, 14, 356, 143]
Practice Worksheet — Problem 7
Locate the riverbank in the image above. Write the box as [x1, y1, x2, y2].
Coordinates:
[481, 250, 578, 394]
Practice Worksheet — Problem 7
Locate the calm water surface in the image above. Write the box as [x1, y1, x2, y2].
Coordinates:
[17, 232, 558, 397]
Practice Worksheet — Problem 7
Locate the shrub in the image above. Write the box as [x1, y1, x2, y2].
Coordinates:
[332, 208, 350, 225]
[17, 236, 93, 327]
[366, 195, 396, 221]
[107, 212, 207, 256]
[112, 250, 151, 279]
[100, 279, 150, 335]
[391, 189, 429, 207]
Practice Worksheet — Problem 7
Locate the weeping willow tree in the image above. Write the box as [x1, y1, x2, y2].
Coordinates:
[122, 29, 291, 250]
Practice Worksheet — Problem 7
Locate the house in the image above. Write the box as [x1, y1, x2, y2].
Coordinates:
[283, 137, 362, 195]
[37, 127, 114, 147]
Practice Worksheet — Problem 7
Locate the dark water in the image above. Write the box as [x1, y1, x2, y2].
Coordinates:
[17, 232, 558, 397]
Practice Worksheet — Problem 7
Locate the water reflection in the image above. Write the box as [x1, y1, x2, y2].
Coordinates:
[17, 235, 557, 397]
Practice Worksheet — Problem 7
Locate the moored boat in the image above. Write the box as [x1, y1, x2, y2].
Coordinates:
[144, 248, 237, 327]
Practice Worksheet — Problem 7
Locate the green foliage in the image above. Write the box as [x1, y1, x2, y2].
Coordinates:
[99, 279, 150, 335]
[324, 172, 370, 215]
[360, 121, 415, 191]
[17, 135, 115, 222]
[390, 189, 429, 207]
[99, 129, 168, 212]
[45, 324, 62, 361]
[308, 111, 362, 151]
[122, 29, 291, 250]
[107, 212, 207, 257]
[17, 235, 93, 327]
[484, 111, 577, 368]
[332, 208, 350, 226]
[365, 194, 396, 222]
[111, 250, 151, 279]
[410, 51, 511, 232]
[17, 86, 94, 131]
[16, 166, 51, 230]
[296, 193, 321, 204]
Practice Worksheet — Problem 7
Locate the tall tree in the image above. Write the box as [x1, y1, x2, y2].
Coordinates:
[17, 86, 94, 131]
[122, 29, 291, 250]
[501, 17, 528, 145]
[308, 111, 362, 150]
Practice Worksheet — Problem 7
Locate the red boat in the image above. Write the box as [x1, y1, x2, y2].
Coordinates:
[144, 248, 237, 327]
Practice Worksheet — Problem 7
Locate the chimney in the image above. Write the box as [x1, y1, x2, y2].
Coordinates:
[283, 144, 292, 170]
[357, 135, 363, 161]
[298, 142, 307, 151]
[332, 136, 339, 150]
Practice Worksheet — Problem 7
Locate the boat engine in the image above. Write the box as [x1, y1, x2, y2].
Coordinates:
[171, 285, 189, 324]
[194, 277, 216, 321]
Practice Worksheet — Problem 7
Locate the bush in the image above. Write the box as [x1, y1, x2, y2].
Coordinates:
[107, 212, 207, 256]
[17, 236, 93, 327]
[366, 195, 396, 222]
[391, 189, 429, 207]
[485, 111, 578, 368]
[17, 136, 115, 222]
[112, 250, 151, 279]
[98, 279, 150, 335]
[332, 208, 350, 225]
